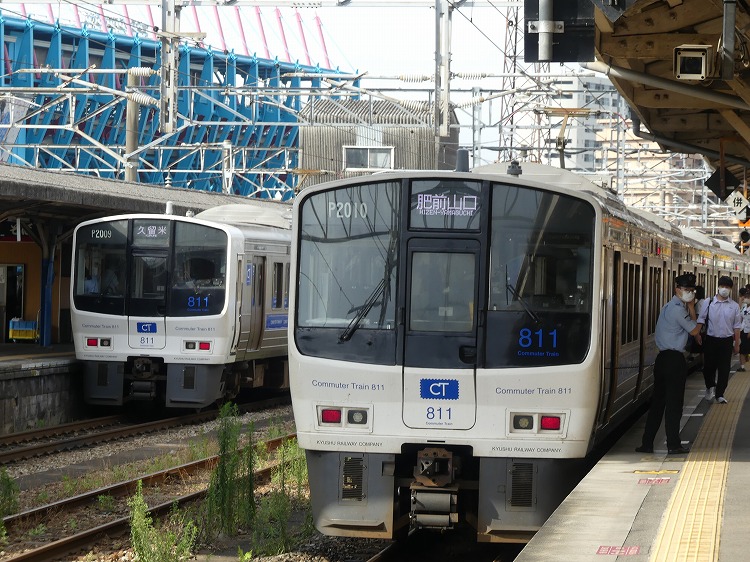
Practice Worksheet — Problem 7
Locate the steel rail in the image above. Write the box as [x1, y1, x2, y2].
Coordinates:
[2, 434, 296, 562]
[0, 395, 290, 464]
[0, 416, 125, 448]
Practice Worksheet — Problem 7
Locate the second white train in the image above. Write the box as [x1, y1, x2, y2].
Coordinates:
[70, 202, 292, 409]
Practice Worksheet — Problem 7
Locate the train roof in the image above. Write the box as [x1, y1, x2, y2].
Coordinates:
[678, 226, 715, 248]
[477, 162, 740, 253]
[194, 203, 292, 230]
[715, 238, 741, 255]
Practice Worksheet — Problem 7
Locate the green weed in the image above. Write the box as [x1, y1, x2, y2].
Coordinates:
[128, 480, 197, 562]
[0, 468, 19, 517]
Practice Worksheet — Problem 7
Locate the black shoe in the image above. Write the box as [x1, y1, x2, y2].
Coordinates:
[668, 446, 690, 455]
[635, 446, 653, 453]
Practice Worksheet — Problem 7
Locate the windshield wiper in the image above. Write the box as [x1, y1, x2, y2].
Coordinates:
[506, 283, 541, 324]
[339, 278, 386, 342]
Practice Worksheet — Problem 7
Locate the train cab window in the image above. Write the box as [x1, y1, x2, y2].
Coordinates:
[296, 181, 400, 363]
[486, 184, 595, 367]
[72, 219, 128, 315]
[167, 222, 228, 317]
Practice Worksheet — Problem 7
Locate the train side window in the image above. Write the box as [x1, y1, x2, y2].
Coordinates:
[284, 263, 290, 310]
[620, 262, 641, 345]
[647, 265, 662, 335]
[272, 262, 284, 309]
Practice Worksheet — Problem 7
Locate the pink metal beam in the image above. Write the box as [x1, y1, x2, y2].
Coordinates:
[46, 4, 54, 25]
[98, 5, 107, 32]
[72, 4, 82, 29]
[191, 6, 205, 48]
[315, 13, 331, 69]
[212, 6, 226, 52]
[146, 6, 157, 40]
[275, 8, 291, 63]
[255, 7, 270, 59]
[123, 5, 134, 37]
[295, 10, 312, 66]
[233, 7, 250, 57]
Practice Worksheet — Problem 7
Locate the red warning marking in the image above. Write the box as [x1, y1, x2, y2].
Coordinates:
[597, 546, 641, 555]
[638, 477, 671, 484]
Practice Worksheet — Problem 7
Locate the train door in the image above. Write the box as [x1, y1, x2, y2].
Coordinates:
[239, 256, 266, 351]
[402, 238, 480, 430]
[127, 249, 167, 350]
[602, 251, 643, 424]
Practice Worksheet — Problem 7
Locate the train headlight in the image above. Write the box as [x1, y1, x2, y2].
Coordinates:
[316, 405, 372, 430]
[513, 415, 534, 430]
[347, 409, 368, 424]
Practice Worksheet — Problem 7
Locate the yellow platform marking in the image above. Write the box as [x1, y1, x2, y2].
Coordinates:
[649, 371, 750, 561]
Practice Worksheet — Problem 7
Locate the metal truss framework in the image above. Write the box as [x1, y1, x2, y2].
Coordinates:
[0, 13, 363, 199]
[0, 0, 733, 236]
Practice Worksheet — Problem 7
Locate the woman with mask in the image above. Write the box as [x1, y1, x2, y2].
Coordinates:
[696, 276, 742, 404]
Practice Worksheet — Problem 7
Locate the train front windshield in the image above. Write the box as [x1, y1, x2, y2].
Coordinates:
[296, 177, 595, 367]
[73, 218, 228, 317]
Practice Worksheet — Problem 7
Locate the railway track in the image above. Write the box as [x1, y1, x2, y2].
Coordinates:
[0, 395, 290, 465]
[1, 434, 296, 562]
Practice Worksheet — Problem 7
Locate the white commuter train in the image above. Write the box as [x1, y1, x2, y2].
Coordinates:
[71, 203, 292, 409]
[288, 162, 750, 542]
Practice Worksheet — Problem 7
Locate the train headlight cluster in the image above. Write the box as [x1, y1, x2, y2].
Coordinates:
[316, 405, 371, 431]
[84, 337, 113, 349]
[509, 412, 566, 435]
[183, 340, 212, 352]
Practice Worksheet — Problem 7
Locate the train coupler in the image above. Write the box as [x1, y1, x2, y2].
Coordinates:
[410, 486, 459, 531]
[130, 380, 157, 400]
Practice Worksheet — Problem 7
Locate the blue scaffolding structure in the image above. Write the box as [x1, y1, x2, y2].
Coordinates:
[0, 13, 340, 199]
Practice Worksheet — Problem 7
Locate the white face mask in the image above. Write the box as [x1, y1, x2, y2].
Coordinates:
[718, 287, 731, 298]
[680, 290, 695, 303]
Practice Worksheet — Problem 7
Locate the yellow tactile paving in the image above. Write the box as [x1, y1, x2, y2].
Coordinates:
[649, 371, 750, 561]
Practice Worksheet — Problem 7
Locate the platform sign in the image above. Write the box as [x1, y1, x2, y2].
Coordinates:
[729, 192, 750, 216]
[705, 167, 740, 201]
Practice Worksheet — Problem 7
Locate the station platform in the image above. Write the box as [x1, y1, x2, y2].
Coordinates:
[516, 361, 750, 562]
[0, 342, 77, 373]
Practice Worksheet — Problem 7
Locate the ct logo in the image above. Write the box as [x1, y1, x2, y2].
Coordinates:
[419, 379, 459, 400]
[429, 382, 451, 397]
